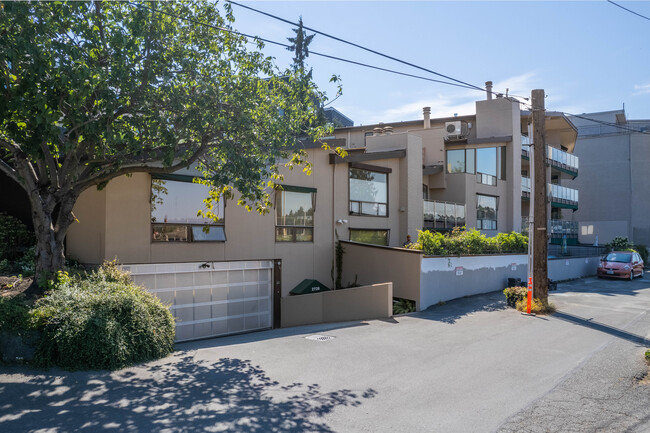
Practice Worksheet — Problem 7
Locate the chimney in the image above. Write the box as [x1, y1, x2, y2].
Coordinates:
[383, 126, 393, 134]
[485, 81, 493, 100]
[423, 106, 431, 129]
[373, 125, 384, 136]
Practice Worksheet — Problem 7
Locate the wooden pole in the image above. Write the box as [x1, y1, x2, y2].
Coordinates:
[531, 89, 548, 302]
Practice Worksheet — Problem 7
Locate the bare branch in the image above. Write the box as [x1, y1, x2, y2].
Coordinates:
[0, 158, 20, 184]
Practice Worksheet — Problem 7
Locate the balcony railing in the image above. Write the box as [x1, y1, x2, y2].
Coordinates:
[522, 217, 578, 237]
[424, 200, 466, 230]
[521, 144, 579, 175]
[521, 177, 579, 208]
[476, 172, 497, 186]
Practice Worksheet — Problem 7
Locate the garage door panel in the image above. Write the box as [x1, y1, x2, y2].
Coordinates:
[123, 260, 274, 342]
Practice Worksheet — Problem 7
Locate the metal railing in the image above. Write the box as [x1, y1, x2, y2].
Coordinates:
[521, 217, 578, 237]
[521, 145, 579, 173]
[521, 177, 579, 206]
[476, 172, 497, 186]
[423, 200, 466, 230]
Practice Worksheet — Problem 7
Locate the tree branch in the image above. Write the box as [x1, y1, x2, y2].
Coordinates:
[40, 140, 60, 188]
[0, 158, 20, 184]
[72, 140, 210, 194]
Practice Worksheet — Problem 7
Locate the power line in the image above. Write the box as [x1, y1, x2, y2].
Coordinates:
[607, 0, 650, 21]
[227, 0, 487, 93]
[129, 2, 650, 136]
[128, 2, 477, 91]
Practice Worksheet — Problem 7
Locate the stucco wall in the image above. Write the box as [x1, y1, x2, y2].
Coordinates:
[420, 254, 528, 310]
[340, 241, 422, 307]
[280, 282, 393, 328]
[548, 256, 599, 281]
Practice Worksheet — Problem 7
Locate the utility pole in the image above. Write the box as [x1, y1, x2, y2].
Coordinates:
[531, 89, 548, 302]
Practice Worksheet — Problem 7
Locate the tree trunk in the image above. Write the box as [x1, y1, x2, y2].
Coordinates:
[28, 190, 78, 283]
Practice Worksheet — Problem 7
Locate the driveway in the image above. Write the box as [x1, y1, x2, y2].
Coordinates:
[1, 276, 650, 433]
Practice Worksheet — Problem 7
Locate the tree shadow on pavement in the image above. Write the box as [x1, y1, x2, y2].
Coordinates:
[552, 311, 650, 346]
[0, 355, 377, 433]
[417, 290, 508, 324]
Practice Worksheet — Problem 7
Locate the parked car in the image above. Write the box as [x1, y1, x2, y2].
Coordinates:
[597, 251, 644, 280]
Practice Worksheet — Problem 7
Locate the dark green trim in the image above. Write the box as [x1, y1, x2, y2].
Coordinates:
[554, 166, 579, 177]
[152, 173, 204, 183]
[276, 184, 317, 194]
[551, 201, 578, 210]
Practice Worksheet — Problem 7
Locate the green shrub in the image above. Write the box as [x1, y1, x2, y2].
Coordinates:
[411, 228, 528, 256]
[0, 295, 31, 334]
[393, 298, 416, 315]
[16, 246, 35, 277]
[0, 213, 34, 262]
[607, 236, 633, 252]
[645, 349, 650, 365]
[515, 298, 556, 315]
[503, 286, 528, 308]
[30, 263, 175, 370]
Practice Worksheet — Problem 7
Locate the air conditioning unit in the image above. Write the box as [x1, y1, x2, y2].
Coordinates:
[445, 121, 463, 139]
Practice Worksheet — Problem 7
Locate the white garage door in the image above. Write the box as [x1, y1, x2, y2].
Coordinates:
[123, 260, 274, 342]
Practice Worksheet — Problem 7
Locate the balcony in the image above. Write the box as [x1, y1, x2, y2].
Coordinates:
[522, 217, 578, 245]
[424, 200, 466, 230]
[521, 177, 579, 209]
[521, 145, 579, 177]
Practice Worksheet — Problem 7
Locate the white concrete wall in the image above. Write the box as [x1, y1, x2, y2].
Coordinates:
[420, 254, 600, 310]
[420, 255, 528, 310]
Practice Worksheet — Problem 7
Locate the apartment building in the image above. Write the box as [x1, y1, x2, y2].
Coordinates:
[569, 110, 650, 245]
[0, 94, 580, 341]
[332, 95, 579, 244]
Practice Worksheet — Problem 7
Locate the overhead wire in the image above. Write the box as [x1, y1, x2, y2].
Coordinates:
[129, 2, 650, 135]
[607, 0, 650, 22]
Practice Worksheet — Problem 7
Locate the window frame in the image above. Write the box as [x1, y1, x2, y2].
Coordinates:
[274, 186, 316, 243]
[348, 163, 390, 218]
[150, 175, 226, 243]
[349, 228, 390, 246]
[446, 148, 476, 175]
[476, 193, 498, 231]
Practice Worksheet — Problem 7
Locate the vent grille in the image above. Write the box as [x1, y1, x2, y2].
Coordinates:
[305, 335, 335, 341]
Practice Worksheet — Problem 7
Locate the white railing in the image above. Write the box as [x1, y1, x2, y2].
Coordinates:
[521, 178, 579, 205]
[521, 145, 578, 172]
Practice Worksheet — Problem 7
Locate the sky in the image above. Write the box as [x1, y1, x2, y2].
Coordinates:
[221, 1, 650, 126]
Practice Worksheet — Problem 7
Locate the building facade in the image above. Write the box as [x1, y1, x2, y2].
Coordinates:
[569, 110, 650, 245]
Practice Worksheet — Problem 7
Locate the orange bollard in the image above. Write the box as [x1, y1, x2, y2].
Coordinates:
[527, 277, 533, 314]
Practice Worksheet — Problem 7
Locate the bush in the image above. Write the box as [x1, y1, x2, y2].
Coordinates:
[645, 349, 650, 365]
[0, 213, 34, 263]
[393, 298, 416, 315]
[515, 298, 556, 315]
[410, 228, 528, 256]
[0, 295, 31, 334]
[607, 236, 633, 252]
[503, 286, 528, 308]
[30, 262, 175, 370]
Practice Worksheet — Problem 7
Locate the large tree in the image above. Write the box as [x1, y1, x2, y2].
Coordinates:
[0, 1, 336, 280]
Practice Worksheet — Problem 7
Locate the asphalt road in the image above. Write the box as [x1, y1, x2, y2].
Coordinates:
[1, 275, 650, 433]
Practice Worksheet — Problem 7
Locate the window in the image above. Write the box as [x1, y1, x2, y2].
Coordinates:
[349, 167, 388, 217]
[349, 229, 389, 246]
[275, 187, 315, 242]
[151, 177, 225, 242]
[476, 147, 505, 185]
[476, 194, 497, 231]
[446, 149, 475, 174]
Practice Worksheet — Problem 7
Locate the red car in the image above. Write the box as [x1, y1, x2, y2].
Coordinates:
[597, 251, 645, 280]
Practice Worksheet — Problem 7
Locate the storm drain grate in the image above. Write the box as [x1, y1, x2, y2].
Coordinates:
[305, 334, 335, 341]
